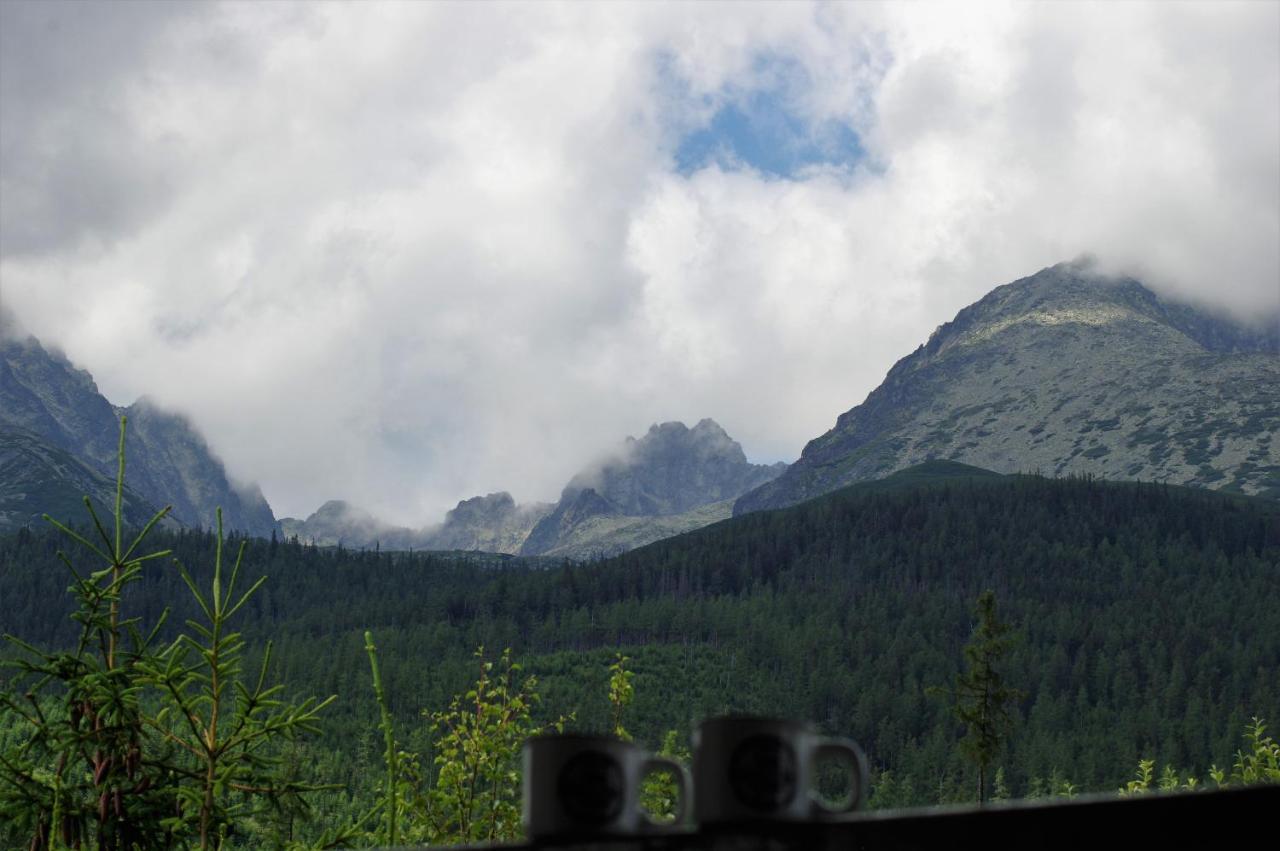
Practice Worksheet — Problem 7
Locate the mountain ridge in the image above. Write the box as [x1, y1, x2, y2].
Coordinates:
[0, 328, 278, 536]
[736, 260, 1280, 515]
[7, 260, 1273, 549]
[281, 418, 782, 557]
[519, 418, 785, 556]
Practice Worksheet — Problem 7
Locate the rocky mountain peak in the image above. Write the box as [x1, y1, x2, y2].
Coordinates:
[0, 328, 277, 536]
[610, 418, 748, 473]
[443, 492, 517, 525]
[424, 492, 550, 554]
[116, 396, 277, 536]
[521, 419, 784, 556]
[278, 499, 420, 549]
[922, 261, 1278, 364]
[561, 418, 774, 516]
[736, 262, 1280, 515]
[310, 500, 367, 521]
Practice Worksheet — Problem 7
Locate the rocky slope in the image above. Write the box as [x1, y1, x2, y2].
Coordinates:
[532, 498, 736, 560]
[0, 430, 168, 534]
[521, 419, 784, 556]
[117, 398, 276, 536]
[426, 492, 552, 553]
[0, 320, 277, 536]
[736, 260, 1280, 515]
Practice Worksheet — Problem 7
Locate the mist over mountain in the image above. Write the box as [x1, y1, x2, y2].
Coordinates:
[1, 311, 775, 553]
[427, 492, 552, 554]
[5, 260, 1274, 552]
[277, 500, 424, 550]
[278, 492, 552, 554]
[520, 419, 786, 556]
[737, 260, 1280, 515]
[561, 419, 786, 515]
[283, 419, 781, 558]
[121, 398, 276, 536]
[0, 322, 277, 536]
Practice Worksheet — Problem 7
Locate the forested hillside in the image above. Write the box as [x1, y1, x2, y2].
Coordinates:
[3, 465, 1277, 834]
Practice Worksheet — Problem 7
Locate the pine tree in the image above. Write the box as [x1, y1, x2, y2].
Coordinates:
[936, 590, 1024, 803]
[0, 418, 339, 850]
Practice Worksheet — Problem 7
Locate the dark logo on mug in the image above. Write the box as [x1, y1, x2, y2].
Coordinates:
[557, 751, 624, 824]
[729, 734, 798, 811]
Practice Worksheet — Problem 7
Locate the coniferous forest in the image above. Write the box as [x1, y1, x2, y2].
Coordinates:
[2, 463, 1278, 846]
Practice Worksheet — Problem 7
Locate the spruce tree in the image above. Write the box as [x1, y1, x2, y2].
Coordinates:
[0, 417, 339, 849]
[939, 590, 1024, 803]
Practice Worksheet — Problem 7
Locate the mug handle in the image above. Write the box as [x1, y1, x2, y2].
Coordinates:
[640, 756, 692, 831]
[809, 737, 869, 817]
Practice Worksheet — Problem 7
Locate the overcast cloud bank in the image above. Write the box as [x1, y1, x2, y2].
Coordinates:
[2, 1, 1276, 524]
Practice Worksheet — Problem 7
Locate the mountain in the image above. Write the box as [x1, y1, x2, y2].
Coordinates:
[521, 419, 785, 557]
[524, 498, 736, 559]
[736, 259, 1280, 515]
[281, 420, 779, 558]
[278, 492, 551, 553]
[118, 398, 276, 536]
[0, 321, 277, 536]
[0, 429, 166, 534]
[426, 492, 551, 554]
[278, 500, 425, 550]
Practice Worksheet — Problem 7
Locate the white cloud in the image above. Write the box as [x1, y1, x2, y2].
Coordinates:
[2, 1, 1275, 524]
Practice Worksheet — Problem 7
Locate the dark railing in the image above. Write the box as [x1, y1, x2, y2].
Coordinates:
[418, 785, 1275, 851]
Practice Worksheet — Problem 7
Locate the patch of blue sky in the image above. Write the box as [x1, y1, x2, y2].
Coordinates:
[665, 54, 872, 180]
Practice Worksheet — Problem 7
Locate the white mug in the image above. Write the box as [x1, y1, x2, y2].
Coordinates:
[693, 716, 868, 824]
[522, 734, 691, 839]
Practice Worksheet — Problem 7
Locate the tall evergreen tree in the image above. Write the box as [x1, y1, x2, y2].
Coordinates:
[942, 590, 1024, 803]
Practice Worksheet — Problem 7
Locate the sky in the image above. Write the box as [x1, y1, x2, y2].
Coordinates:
[2, 1, 1278, 525]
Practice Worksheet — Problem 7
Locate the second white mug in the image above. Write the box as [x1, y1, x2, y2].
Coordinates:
[692, 715, 868, 824]
[522, 733, 691, 839]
